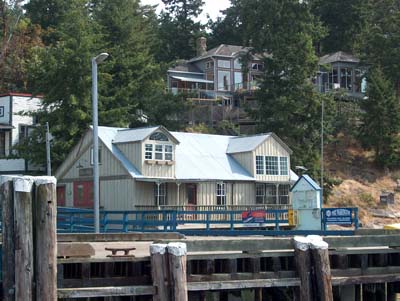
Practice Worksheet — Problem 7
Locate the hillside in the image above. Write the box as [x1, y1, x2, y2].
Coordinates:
[326, 134, 400, 228]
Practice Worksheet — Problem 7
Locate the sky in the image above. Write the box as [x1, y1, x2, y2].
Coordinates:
[141, 0, 231, 22]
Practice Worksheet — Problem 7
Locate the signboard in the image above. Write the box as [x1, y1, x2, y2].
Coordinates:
[242, 210, 266, 224]
[79, 168, 93, 177]
[323, 208, 352, 225]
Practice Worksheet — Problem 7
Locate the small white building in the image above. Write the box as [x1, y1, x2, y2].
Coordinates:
[0, 92, 42, 173]
[291, 175, 322, 230]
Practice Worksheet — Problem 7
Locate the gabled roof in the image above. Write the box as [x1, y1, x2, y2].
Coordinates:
[319, 51, 360, 65]
[113, 126, 179, 144]
[171, 132, 254, 181]
[189, 44, 264, 62]
[290, 174, 321, 191]
[227, 133, 293, 155]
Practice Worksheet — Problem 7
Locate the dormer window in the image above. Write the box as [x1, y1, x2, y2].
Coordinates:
[145, 142, 174, 161]
[150, 132, 168, 141]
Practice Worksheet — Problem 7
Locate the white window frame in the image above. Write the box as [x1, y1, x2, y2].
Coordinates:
[218, 59, 231, 69]
[216, 182, 226, 205]
[164, 144, 173, 161]
[256, 183, 265, 204]
[154, 183, 167, 206]
[265, 156, 279, 175]
[90, 146, 102, 165]
[256, 156, 264, 175]
[155, 144, 163, 160]
[279, 157, 289, 175]
[145, 144, 153, 159]
[279, 184, 290, 204]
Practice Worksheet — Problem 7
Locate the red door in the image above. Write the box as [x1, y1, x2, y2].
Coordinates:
[56, 186, 66, 206]
[73, 181, 94, 208]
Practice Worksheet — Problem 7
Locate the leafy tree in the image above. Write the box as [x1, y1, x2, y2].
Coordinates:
[237, 0, 333, 176]
[359, 67, 400, 168]
[156, 0, 205, 62]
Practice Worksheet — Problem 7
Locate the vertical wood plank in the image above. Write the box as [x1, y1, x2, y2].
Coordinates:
[167, 242, 188, 301]
[310, 239, 333, 301]
[150, 244, 169, 301]
[1, 176, 15, 301]
[293, 237, 313, 301]
[34, 177, 57, 301]
[13, 176, 34, 301]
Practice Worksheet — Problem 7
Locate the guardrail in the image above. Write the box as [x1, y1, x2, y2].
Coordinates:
[57, 207, 359, 235]
[57, 207, 289, 234]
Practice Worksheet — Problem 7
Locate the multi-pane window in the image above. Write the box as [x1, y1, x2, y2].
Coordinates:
[279, 184, 290, 204]
[154, 183, 167, 206]
[218, 70, 231, 91]
[165, 145, 173, 161]
[216, 183, 226, 205]
[265, 184, 277, 204]
[218, 60, 231, 68]
[145, 144, 153, 159]
[90, 147, 102, 165]
[252, 63, 263, 71]
[279, 157, 288, 175]
[256, 156, 264, 175]
[150, 132, 168, 141]
[155, 145, 163, 160]
[266, 156, 279, 175]
[256, 183, 265, 204]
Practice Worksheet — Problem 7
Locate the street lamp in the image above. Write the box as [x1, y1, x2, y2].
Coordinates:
[92, 52, 109, 233]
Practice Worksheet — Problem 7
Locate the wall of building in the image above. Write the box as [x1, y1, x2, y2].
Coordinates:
[11, 96, 41, 146]
[0, 96, 11, 125]
[254, 136, 291, 182]
[231, 151, 254, 176]
[116, 142, 142, 173]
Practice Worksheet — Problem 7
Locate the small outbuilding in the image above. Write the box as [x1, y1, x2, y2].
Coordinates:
[290, 175, 322, 230]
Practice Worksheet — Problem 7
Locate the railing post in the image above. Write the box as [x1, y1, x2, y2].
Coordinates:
[274, 210, 279, 230]
[206, 212, 210, 232]
[354, 208, 359, 230]
[141, 211, 145, 231]
[230, 211, 234, 231]
[123, 212, 128, 232]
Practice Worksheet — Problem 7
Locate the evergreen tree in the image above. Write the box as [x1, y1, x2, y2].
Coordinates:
[92, 0, 163, 127]
[311, 0, 364, 54]
[27, 0, 100, 167]
[156, 0, 204, 62]
[355, 0, 400, 93]
[238, 0, 333, 175]
[359, 67, 400, 168]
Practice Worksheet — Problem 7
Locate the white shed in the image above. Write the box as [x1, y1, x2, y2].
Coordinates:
[290, 175, 322, 230]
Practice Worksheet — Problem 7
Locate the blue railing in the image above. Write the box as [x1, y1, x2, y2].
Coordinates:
[57, 207, 359, 236]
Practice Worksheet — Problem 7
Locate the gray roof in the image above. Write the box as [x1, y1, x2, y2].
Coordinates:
[97, 126, 298, 182]
[113, 126, 179, 144]
[291, 174, 321, 191]
[319, 51, 360, 65]
[227, 133, 293, 155]
[189, 44, 264, 62]
[98, 126, 143, 178]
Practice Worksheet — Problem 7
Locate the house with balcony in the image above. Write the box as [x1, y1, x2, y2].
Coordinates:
[0, 92, 43, 173]
[55, 125, 298, 209]
[166, 38, 264, 130]
[316, 51, 367, 99]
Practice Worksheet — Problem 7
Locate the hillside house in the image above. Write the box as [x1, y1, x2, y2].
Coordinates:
[0, 93, 42, 173]
[316, 51, 366, 99]
[55, 126, 298, 210]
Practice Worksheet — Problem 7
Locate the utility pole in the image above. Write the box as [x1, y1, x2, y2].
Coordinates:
[45, 122, 51, 176]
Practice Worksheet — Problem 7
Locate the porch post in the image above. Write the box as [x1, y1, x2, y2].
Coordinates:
[177, 182, 181, 207]
[156, 181, 161, 207]
[276, 184, 279, 205]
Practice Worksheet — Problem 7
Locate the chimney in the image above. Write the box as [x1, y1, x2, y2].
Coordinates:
[196, 37, 207, 57]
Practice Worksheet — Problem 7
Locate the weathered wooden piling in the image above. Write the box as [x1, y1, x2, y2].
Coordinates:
[1, 176, 15, 301]
[310, 238, 333, 301]
[150, 243, 169, 301]
[167, 242, 188, 301]
[13, 176, 34, 300]
[293, 236, 313, 301]
[34, 177, 57, 300]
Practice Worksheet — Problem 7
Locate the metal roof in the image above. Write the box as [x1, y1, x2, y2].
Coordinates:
[113, 126, 179, 144]
[227, 133, 293, 155]
[291, 174, 321, 191]
[97, 126, 143, 178]
[171, 76, 214, 84]
[97, 126, 298, 182]
[171, 132, 254, 181]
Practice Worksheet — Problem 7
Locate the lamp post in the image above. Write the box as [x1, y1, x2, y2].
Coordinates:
[92, 52, 109, 233]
